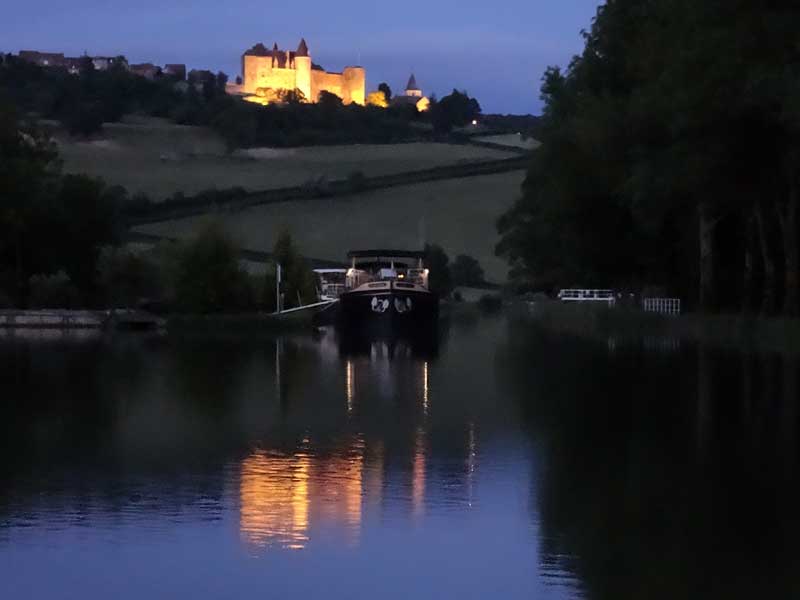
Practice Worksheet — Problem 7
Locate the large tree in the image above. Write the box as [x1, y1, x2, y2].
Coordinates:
[497, 0, 800, 313]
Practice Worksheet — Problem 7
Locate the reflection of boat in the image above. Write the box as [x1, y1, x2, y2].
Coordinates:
[337, 328, 440, 360]
[337, 250, 439, 335]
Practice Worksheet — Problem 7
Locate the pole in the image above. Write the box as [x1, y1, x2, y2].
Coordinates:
[276, 263, 282, 313]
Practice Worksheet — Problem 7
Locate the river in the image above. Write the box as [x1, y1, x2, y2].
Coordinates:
[0, 316, 798, 599]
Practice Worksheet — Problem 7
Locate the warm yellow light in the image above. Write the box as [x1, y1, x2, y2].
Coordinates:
[243, 95, 270, 106]
[366, 90, 388, 108]
[346, 360, 354, 414]
[422, 361, 429, 415]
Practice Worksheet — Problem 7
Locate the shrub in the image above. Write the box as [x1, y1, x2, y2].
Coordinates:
[451, 254, 485, 287]
[346, 170, 367, 193]
[97, 247, 162, 308]
[174, 222, 255, 313]
[265, 230, 317, 311]
[477, 294, 503, 313]
[424, 244, 452, 297]
[28, 271, 80, 309]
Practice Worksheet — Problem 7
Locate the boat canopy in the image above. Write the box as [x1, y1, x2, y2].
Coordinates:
[347, 249, 426, 259]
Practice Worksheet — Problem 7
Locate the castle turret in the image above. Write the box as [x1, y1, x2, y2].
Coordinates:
[405, 74, 423, 98]
[294, 38, 312, 101]
[343, 66, 366, 106]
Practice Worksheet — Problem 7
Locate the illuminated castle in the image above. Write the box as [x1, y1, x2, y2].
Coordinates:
[232, 38, 365, 105]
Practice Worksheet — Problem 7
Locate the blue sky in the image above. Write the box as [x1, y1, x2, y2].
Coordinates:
[2, 0, 602, 114]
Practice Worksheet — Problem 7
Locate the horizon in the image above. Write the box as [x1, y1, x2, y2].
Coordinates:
[1, 0, 602, 114]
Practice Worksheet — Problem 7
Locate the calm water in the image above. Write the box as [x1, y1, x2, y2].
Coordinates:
[1, 317, 799, 599]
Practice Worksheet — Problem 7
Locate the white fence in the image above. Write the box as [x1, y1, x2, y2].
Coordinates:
[557, 289, 616, 306]
[643, 298, 681, 316]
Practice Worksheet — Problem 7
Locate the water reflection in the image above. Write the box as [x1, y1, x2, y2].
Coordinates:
[239, 441, 367, 551]
[6, 319, 797, 599]
[501, 322, 800, 600]
[240, 449, 312, 550]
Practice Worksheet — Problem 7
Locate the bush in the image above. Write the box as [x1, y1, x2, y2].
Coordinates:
[424, 244, 452, 297]
[28, 271, 80, 309]
[97, 247, 162, 308]
[477, 294, 503, 314]
[265, 230, 317, 311]
[64, 102, 104, 137]
[347, 170, 367, 193]
[174, 222, 255, 313]
[451, 254, 485, 287]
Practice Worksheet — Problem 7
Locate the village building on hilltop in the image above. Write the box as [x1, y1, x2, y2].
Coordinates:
[390, 74, 431, 112]
[226, 38, 365, 106]
[17, 50, 186, 81]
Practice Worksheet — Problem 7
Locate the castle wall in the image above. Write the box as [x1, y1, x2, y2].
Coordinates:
[342, 67, 366, 106]
[243, 55, 267, 94]
[311, 71, 344, 102]
[240, 42, 365, 105]
[263, 67, 297, 94]
[294, 56, 312, 101]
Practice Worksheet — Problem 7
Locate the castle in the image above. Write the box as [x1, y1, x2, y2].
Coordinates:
[231, 39, 365, 105]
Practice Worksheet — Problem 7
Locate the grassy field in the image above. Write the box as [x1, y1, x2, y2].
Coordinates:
[55, 117, 516, 200]
[474, 133, 541, 150]
[137, 170, 526, 283]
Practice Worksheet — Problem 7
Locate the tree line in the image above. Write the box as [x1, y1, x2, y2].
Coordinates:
[0, 53, 484, 148]
[496, 0, 800, 315]
[0, 100, 320, 312]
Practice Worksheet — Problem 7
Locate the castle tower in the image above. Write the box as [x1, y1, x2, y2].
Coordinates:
[342, 66, 366, 105]
[294, 38, 312, 101]
[405, 74, 423, 98]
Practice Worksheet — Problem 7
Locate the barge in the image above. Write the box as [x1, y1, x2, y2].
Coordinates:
[336, 250, 439, 335]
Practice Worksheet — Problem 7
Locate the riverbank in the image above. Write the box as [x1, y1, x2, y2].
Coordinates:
[518, 301, 800, 355]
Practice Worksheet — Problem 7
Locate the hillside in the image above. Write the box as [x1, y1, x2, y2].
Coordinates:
[136, 170, 526, 283]
[54, 117, 517, 199]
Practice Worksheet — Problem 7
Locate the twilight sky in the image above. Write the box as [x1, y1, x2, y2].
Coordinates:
[1, 0, 602, 114]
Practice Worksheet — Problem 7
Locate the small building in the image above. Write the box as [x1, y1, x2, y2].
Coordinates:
[390, 74, 431, 112]
[130, 63, 161, 80]
[163, 63, 186, 80]
[18, 50, 66, 67]
[91, 56, 127, 71]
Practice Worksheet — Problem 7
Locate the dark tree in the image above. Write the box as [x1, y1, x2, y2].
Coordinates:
[496, 0, 800, 314]
[174, 222, 253, 313]
[430, 89, 481, 133]
[424, 244, 452, 297]
[451, 254, 485, 287]
[378, 82, 392, 102]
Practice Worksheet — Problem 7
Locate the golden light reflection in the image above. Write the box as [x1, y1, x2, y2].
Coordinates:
[239, 441, 365, 551]
[412, 428, 426, 518]
[422, 361, 430, 416]
[346, 360, 354, 414]
[240, 450, 311, 550]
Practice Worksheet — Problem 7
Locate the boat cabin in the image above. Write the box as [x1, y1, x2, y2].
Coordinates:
[345, 250, 429, 291]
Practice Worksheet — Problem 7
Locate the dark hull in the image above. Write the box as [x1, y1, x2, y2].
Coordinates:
[336, 288, 438, 337]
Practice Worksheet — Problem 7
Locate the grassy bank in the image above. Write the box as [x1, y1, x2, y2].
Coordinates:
[55, 117, 516, 199]
[520, 301, 800, 355]
[137, 170, 525, 283]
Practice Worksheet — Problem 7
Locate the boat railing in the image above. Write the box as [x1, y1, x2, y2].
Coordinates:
[558, 289, 616, 305]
